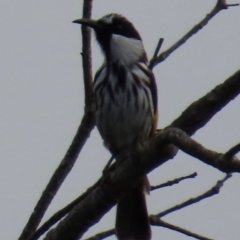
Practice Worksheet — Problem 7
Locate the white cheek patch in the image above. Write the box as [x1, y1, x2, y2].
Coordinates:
[110, 34, 145, 65]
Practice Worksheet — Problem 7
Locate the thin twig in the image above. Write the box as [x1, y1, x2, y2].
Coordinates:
[74, 173, 229, 240]
[224, 143, 240, 158]
[149, 38, 164, 70]
[73, 173, 231, 240]
[151, 172, 197, 191]
[150, 0, 239, 69]
[216, 0, 239, 8]
[155, 173, 232, 218]
[18, 2, 94, 240]
[31, 172, 196, 239]
[150, 218, 213, 240]
[84, 229, 115, 240]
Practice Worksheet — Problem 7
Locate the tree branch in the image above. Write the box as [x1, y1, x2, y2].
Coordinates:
[151, 172, 197, 191]
[150, 0, 239, 69]
[150, 218, 213, 240]
[42, 125, 240, 240]
[18, 2, 94, 240]
[32, 173, 196, 240]
[84, 229, 115, 240]
[169, 69, 240, 136]
[149, 38, 164, 70]
[155, 173, 231, 218]
[158, 129, 240, 173]
[77, 173, 230, 240]
[28, 179, 101, 240]
[224, 143, 240, 158]
[81, 0, 93, 110]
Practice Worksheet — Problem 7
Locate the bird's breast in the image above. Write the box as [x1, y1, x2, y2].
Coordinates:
[93, 63, 154, 153]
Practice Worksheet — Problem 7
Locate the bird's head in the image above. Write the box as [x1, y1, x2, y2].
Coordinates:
[73, 14, 146, 63]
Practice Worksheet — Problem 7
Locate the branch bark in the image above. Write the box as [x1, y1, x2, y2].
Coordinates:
[80, 174, 230, 240]
[155, 173, 231, 218]
[18, 2, 94, 240]
[169, 69, 240, 136]
[43, 125, 240, 240]
[150, 218, 213, 240]
[150, 0, 239, 68]
[150, 172, 197, 191]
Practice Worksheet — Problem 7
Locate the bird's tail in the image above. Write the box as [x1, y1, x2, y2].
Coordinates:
[115, 176, 151, 240]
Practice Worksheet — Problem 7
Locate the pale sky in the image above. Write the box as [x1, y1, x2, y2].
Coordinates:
[0, 1, 240, 240]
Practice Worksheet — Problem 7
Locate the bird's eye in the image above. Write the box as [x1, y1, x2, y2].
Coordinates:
[117, 24, 123, 30]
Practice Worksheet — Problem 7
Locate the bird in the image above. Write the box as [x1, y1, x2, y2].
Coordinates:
[73, 14, 158, 240]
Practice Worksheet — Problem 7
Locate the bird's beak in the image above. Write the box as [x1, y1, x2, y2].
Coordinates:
[72, 19, 100, 30]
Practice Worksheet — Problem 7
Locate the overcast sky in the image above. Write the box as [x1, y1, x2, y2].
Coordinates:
[1, 1, 240, 239]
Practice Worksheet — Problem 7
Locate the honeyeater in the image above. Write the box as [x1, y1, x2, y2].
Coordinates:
[73, 14, 158, 240]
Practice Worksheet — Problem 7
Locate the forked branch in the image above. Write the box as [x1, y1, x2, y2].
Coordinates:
[149, 0, 239, 69]
[82, 174, 231, 240]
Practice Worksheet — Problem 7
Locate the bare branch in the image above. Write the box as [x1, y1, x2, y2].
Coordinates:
[55, 173, 228, 240]
[151, 172, 197, 191]
[81, 0, 93, 110]
[169, 69, 240, 136]
[150, 1, 239, 69]
[30, 172, 196, 240]
[42, 126, 239, 240]
[152, 128, 240, 173]
[216, 0, 239, 8]
[156, 174, 232, 218]
[84, 229, 115, 240]
[150, 218, 213, 240]
[149, 38, 164, 70]
[20, 115, 95, 240]
[18, 2, 94, 240]
[224, 143, 240, 158]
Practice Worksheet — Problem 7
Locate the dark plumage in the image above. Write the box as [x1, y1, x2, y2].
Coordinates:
[73, 14, 158, 240]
